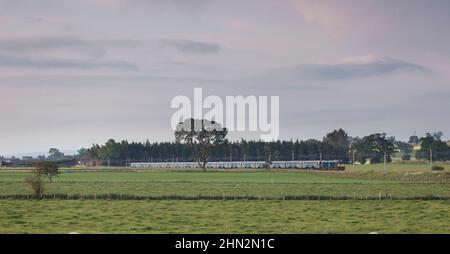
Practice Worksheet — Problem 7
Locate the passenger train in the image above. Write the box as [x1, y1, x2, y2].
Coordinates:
[130, 160, 345, 171]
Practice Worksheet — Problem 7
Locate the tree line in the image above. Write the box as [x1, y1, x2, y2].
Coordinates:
[76, 128, 450, 167]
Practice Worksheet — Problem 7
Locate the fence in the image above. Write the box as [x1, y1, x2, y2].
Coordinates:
[1, 193, 449, 201]
[308, 171, 450, 183]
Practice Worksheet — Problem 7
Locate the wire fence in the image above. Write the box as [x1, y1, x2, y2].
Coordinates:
[1, 193, 449, 201]
[309, 171, 450, 183]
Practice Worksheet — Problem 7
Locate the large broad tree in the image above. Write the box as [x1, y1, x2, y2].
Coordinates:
[322, 129, 350, 162]
[416, 132, 449, 162]
[47, 148, 65, 161]
[354, 133, 395, 164]
[175, 118, 228, 172]
[98, 139, 121, 165]
[395, 141, 413, 154]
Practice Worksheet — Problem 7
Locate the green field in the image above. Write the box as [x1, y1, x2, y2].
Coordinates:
[0, 171, 449, 198]
[0, 171, 376, 183]
[0, 200, 448, 233]
[1, 164, 449, 233]
[346, 161, 450, 172]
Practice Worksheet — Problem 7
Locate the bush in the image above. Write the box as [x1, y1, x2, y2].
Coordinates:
[401, 154, 411, 161]
[432, 165, 445, 171]
[25, 175, 44, 196]
[35, 161, 59, 182]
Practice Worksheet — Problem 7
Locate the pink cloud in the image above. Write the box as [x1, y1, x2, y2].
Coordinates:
[290, 0, 386, 38]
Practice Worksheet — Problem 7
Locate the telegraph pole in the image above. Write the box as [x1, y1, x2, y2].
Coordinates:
[352, 149, 355, 165]
[430, 147, 433, 170]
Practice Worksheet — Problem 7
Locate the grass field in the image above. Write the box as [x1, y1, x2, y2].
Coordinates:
[0, 171, 376, 183]
[0, 200, 449, 233]
[345, 161, 450, 172]
[1, 164, 449, 233]
[0, 171, 449, 198]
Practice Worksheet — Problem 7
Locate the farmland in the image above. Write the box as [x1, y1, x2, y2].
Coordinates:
[0, 200, 449, 234]
[0, 163, 449, 233]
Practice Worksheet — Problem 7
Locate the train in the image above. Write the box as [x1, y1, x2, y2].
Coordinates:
[130, 160, 345, 171]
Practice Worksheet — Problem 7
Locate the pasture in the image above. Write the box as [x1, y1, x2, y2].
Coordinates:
[0, 164, 449, 233]
[0, 200, 449, 233]
[346, 161, 450, 172]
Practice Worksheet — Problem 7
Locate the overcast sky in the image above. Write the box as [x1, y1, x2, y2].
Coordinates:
[1, 0, 450, 156]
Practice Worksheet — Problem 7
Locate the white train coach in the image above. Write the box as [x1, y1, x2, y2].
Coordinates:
[130, 160, 344, 170]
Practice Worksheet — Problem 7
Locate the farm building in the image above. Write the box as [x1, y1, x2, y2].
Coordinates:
[79, 159, 103, 167]
[0, 160, 12, 167]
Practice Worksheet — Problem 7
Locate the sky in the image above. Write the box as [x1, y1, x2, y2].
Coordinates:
[1, 0, 450, 156]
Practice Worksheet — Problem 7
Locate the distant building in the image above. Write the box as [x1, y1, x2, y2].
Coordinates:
[22, 156, 33, 161]
[0, 160, 12, 167]
[79, 159, 102, 167]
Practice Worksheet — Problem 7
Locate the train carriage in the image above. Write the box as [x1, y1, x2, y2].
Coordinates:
[130, 160, 344, 170]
